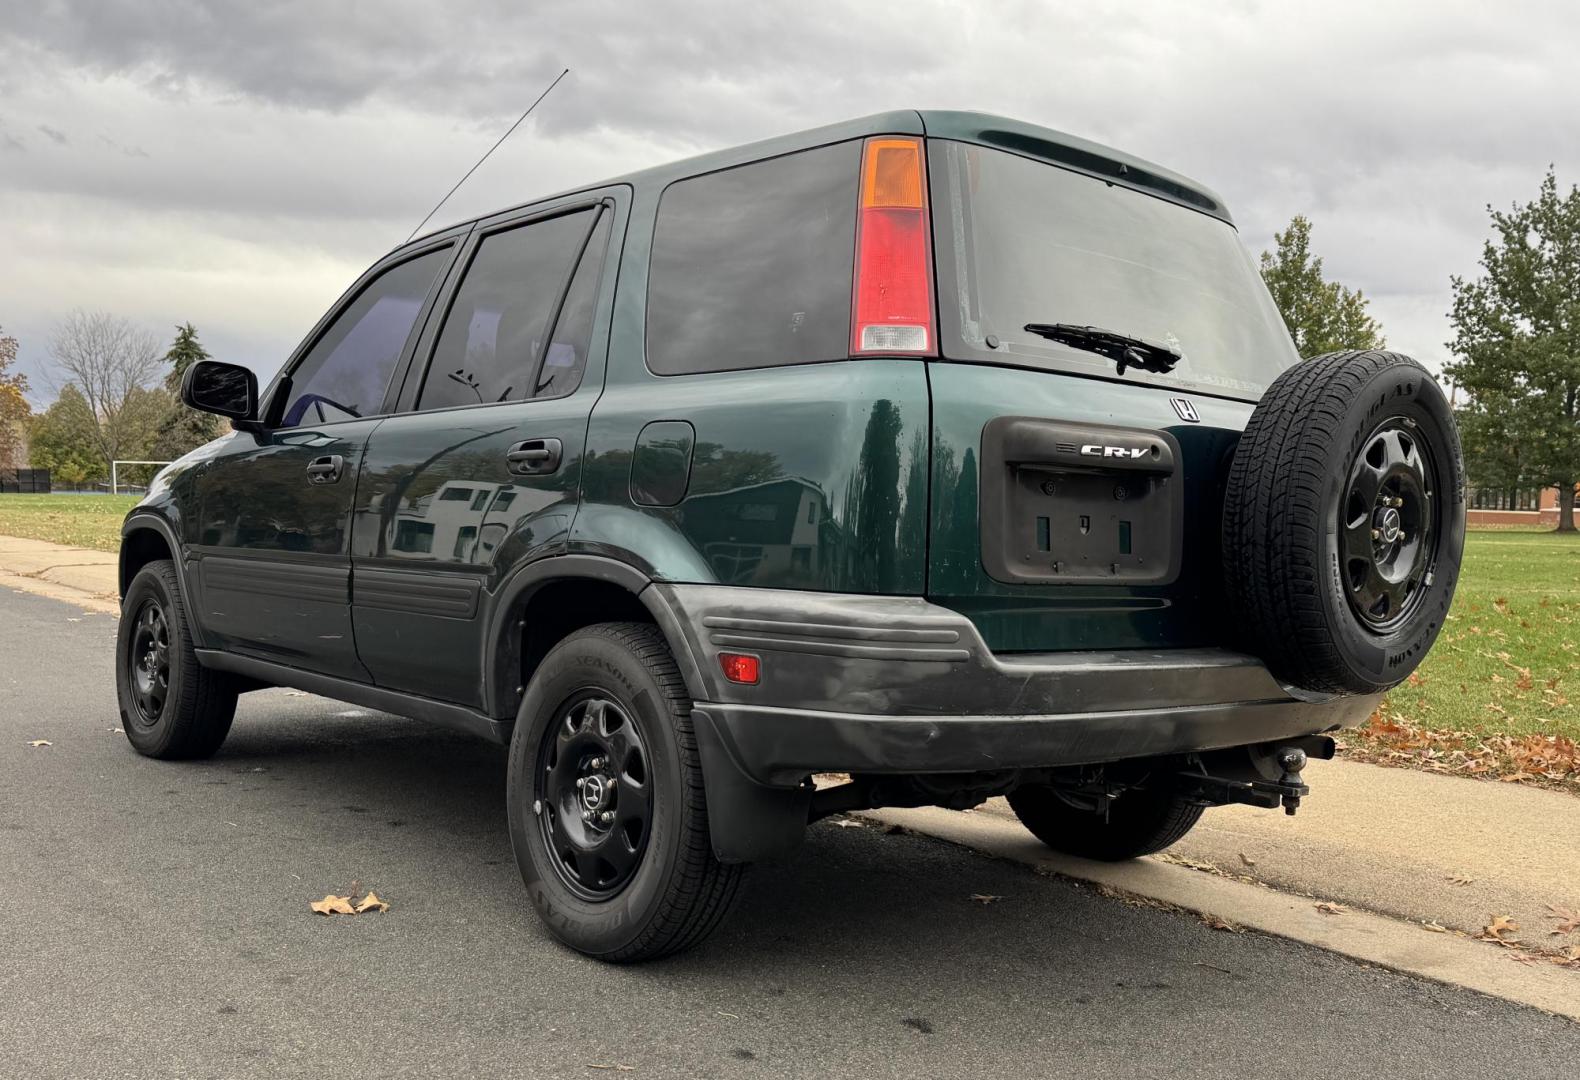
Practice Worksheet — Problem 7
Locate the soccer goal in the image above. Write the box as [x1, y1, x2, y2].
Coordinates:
[111, 460, 174, 496]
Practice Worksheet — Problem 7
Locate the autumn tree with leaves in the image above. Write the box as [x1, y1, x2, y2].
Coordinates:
[1260, 215, 1387, 357]
[0, 327, 31, 470]
[1448, 169, 1580, 533]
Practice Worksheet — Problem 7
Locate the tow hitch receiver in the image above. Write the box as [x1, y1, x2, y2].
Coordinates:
[1176, 736, 1335, 816]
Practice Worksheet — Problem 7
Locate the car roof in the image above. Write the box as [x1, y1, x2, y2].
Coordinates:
[411, 108, 1232, 247]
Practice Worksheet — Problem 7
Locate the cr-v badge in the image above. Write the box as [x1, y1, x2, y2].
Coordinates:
[1171, 398, 1200, 422]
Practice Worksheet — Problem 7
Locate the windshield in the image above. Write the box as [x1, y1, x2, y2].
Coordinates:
[930, 140, 1299, 400]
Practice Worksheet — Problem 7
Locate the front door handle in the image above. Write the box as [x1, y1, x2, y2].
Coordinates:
[306, 454, 344, 485]
[507, 438, 562, 476]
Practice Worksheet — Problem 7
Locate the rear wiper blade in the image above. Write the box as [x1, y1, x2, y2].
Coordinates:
[1023, 322, 1181, 376]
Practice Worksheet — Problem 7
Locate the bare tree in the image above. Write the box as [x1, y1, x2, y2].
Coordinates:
[48, 310, 167, 470]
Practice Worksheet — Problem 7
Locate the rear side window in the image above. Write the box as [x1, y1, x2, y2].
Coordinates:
[646, 141, 860, 375]
[279, 247, 449, 426]
[419, 207, 599, 410]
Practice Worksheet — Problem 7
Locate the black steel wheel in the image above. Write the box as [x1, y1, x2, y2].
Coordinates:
[116, 559, 238, 759]
[127, 598, 173, 725]
[1339, 418, 1440, 631]
[536, 694, 654, 899]
[1223, 350, 1466, 694]
[506, 622, 743, 962]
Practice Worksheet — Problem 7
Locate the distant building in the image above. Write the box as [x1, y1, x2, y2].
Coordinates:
[1466, 484, 1577, 526]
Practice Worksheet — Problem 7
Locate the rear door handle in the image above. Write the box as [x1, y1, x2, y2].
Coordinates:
[506, 438, 562, 475]
[306, 454, 344, 484]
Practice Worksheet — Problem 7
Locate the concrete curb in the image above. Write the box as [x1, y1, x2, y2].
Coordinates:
[861, 805, 1580, 1022]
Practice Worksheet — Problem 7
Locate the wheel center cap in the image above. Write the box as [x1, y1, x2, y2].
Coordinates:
[1379, 507, 1402, 544]
[580, 774, 609, 812]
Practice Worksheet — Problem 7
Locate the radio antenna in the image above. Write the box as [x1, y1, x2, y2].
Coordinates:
[405, 67, 570, 242]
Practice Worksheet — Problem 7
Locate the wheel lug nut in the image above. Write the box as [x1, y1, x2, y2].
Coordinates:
[1371, 528, 1381, 540]
[575, 777, 586, 789]
[590, 757, 604, 769]
[581, 810, 592, 822]
[600, 811, 614, 824]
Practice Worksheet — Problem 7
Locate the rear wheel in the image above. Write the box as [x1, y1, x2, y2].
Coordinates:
[1007, 782, 1204, 861]
[506, 622, 743, 962]
[116, 560, 238, 759]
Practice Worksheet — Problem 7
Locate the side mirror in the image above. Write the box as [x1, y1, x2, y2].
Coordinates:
[181, 360, 260, 428]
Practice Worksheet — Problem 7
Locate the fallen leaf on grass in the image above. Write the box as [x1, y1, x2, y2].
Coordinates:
[354, 892, 389, 914]
[1200, 914, 1241, 933]
[27, 740, 51, 748]
[967, 894, 1003, 905]
[1547, 904, 1580, 936]
[310, 895, 356, 916]
[1315, 902, 1348, 916]
[1477, 914, 1520, 944]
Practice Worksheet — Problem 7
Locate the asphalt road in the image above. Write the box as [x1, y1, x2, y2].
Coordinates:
[2, 585, 1575, 1079]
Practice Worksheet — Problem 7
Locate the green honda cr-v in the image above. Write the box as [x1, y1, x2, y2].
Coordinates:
[116, 110, 1466, 961]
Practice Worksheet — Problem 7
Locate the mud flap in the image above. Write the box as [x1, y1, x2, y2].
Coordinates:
[690, 706, 811, 863]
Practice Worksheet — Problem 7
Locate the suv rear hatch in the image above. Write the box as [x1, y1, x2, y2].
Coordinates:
[921, 126, 1301, 652]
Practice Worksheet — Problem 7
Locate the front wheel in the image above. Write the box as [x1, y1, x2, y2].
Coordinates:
[506, 622, 743, 962]
[116, 560, 238, 759]
[1007, 782, 1204, 861]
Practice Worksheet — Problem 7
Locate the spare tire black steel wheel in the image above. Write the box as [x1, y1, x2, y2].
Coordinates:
[506, 622, 743, 962]
[1222, 350, 1466, 694]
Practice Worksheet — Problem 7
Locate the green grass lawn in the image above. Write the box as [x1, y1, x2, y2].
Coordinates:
[1380, 528, 1580, 743]
[0, 494, 141, 552]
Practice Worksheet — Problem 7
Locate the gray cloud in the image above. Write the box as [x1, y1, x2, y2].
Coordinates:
[36, 123, 66, 144]
[0, 0, 1576, 397]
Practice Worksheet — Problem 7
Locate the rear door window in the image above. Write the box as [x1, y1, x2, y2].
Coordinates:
[418, 207, 600, 410]
[279, 247, 450, 426]
[646, 141, 860, 375]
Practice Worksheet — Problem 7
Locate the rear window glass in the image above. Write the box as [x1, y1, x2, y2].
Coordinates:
[646, 141, 860, 375]
[931, 141, 1299, 400]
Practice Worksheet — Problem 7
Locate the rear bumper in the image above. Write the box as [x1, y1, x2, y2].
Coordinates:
[695, 695, 1373, 786]
[649, 583, 1380, 786]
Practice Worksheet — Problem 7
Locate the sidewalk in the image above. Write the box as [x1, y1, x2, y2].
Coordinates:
[0, 535, 120, 614]
[981, 757, 1580, 943]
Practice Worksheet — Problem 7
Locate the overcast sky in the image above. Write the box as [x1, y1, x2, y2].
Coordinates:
[2, 0, 1577, 404]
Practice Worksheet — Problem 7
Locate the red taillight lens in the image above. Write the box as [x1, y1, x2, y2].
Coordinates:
[719, 652, 760, 685]
[852, 136, 935, 356]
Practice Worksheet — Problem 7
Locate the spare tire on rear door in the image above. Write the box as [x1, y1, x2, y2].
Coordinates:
[1222, 350, 1466, 695]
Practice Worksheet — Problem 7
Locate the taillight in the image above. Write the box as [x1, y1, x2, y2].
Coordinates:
[851, 136, 935, 356]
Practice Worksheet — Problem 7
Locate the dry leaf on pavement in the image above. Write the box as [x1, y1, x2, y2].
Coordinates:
[1421, 921, 1448, 933]
[27, 740, 51, 747]
[1237, 853, 1257, 868]
[1546, 904, 1580, 936]
[310, 894, 357, 916]
[585, 1065, 635, 1072]
[1477, 914, 1520, 944]
[1200, 914, 1241, 933]
[967, 894, 1003, 905]
[354, 892, 389, 914]
[1315, 902, 1348, 916]
[1446, 874, 1475, 886]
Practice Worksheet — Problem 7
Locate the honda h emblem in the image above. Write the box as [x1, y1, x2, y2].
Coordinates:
[1170, 398, 1200, 423]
